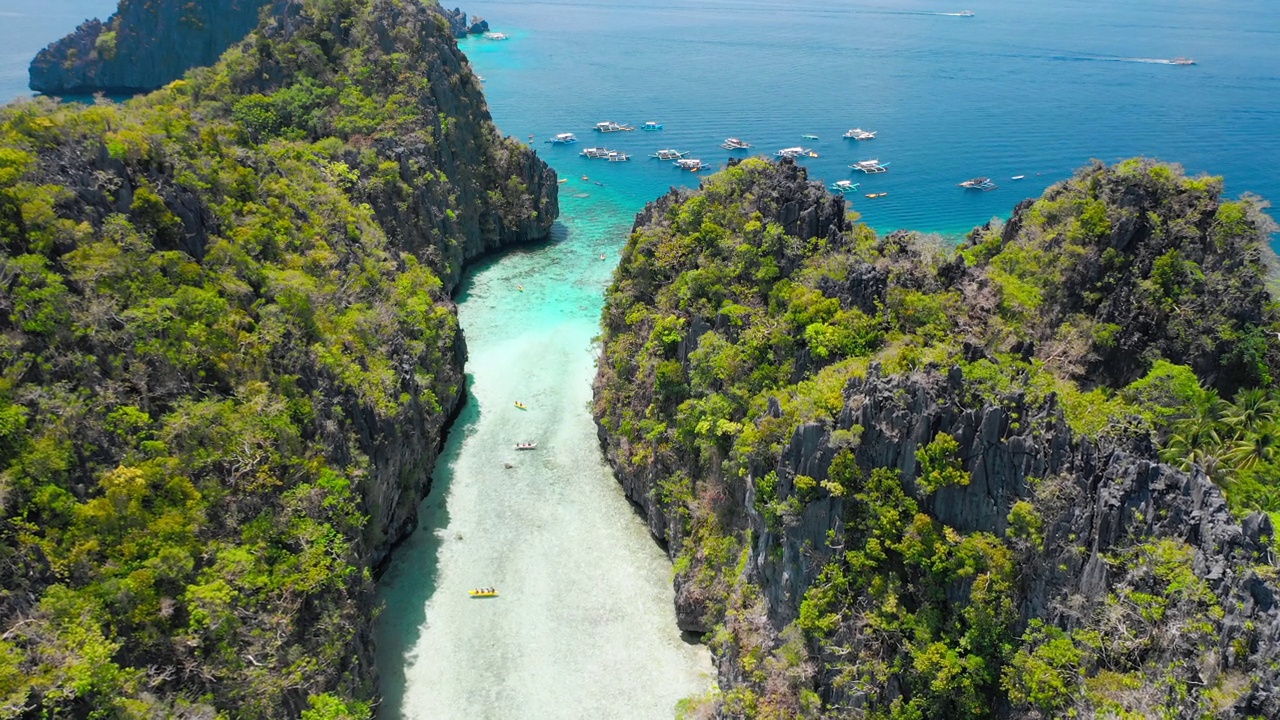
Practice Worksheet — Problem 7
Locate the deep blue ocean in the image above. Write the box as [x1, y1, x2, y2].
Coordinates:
[458, 0, 1280, 237]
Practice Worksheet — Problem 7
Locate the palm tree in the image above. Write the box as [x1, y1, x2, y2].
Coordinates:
[1225, 387, 1279, 436]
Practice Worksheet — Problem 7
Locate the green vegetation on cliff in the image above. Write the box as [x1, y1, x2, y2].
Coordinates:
[594, 157, 1280, 719]
[0, 0, 553, 716]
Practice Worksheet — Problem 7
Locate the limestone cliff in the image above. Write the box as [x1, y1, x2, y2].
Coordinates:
[0, 0, 554, 715]
[593, 157, 1280, 717]
[30, 0, 280, 94]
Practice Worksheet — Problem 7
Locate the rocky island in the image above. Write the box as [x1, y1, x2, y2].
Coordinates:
[594, 157, 1280, 718]
[29, 0, 492, 96]
[0, 0, 554, 716]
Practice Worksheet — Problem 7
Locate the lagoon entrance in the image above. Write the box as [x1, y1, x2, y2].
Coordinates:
[373, 197, 712, 719]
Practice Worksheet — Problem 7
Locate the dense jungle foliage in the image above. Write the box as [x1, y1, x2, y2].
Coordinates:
[0, 0, 548, 717]
[595, 157, 1280, 719]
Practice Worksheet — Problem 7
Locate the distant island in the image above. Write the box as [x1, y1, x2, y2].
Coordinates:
[29, 0, 492, 96]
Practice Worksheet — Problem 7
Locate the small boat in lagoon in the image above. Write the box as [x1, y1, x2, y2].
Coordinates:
[801, 134, 819, 140]
[514, 442, 538, 450]
[865, 192, 888, 198]
[557, 178, 568, 184]
[721, 137, 752, 150]
[470, 588, 498, 598]
[850, 159, 889, 173]
[651, 149, 689, 160]
[843, 128, 877, 140]
[830, 179, 860, 194]
[594, 121, 635, 133]
[641, 121, 663, 131]
[483, 32, 508, 40]
[674, 158, 706, 171]
[1011, 175, 1025, 180]
[959, 177, 998, 191]
[547, 133, 579, 145]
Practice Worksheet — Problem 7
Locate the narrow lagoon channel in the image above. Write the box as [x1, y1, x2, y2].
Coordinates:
[374, 192, 713, 718]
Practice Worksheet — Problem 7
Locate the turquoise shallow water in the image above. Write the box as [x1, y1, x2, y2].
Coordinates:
[374, 199, 712, 718]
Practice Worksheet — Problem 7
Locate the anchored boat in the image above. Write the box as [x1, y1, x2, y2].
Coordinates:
[721, 137, 753, 150]
[594, 121, 635, 133]
[850, 159, 889, 173]
[775, 146, 814, 159]
[830, 179, 861, 194]
[546, 133, 579, 145]
[483, 32, 508, 40]
[606, 151, 630, 162]
[843, 128, 877, 140]
[580, 147, 610, 158]
[959, 177, 998, 191]
[674, 158, 706, 171]
[641, 121, 663, 131]
[651, 149, 689, 160]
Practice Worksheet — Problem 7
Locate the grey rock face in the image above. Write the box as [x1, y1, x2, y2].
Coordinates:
[30, 0, 281, 94]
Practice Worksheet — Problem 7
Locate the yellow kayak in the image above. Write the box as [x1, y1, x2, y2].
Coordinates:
[514, 401, 527, 410]
[470, 589, 498, 598]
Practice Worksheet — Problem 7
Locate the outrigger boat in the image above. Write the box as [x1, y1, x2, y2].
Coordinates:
[830, 179, 861, 194]
[514, 401, 527, 410]
[775, 146, 815, 159]
[470, 588, 498, 598]
[594, 121, 635, 133]
[674, 158, 706, 171]
[514, 442, 538, 450]
[843, 128, 877, 140]
[651, 149, 689, 160]
[607, 151, 630, 162]
[580, 147, 611, 158]
[850, 159, 889, 173]
[959, 177, 998, 191]
[641, 121, 663, 131]
[546, 133, 579, 145]
[721, 137, 753, 150]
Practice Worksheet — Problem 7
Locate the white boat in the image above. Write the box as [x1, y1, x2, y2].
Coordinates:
[830, 180, 860, 193]
[594, 121, 635, 133]
[607, 151, 630, 162]
[641, 121, 663, 131]
[843, 128, 877, 140]
[775, 146, 809, 158]
[956, 10, 974, 17]
[580, 147, 610, 158]
[547, 133, 579, 145]
[1170, 57, 1196, 65]
[801, 134, 819, 140]
[721, 137, 753, 150]
[484, 32, 508, 40]
[651, 149, 689, 160]
[674, 158, 705, 171]
[959, 177, 998, 191]
[850, 159, 889, 173]
[514, 442, 537, 450]
[1011, 175, 1025, 180]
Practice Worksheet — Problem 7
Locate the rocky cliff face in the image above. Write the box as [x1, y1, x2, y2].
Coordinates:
[0, 0, 555, 715]
[30, 0, 280, 94]
[441, 7, 489, 37]
[593, 158, 1280, 718]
